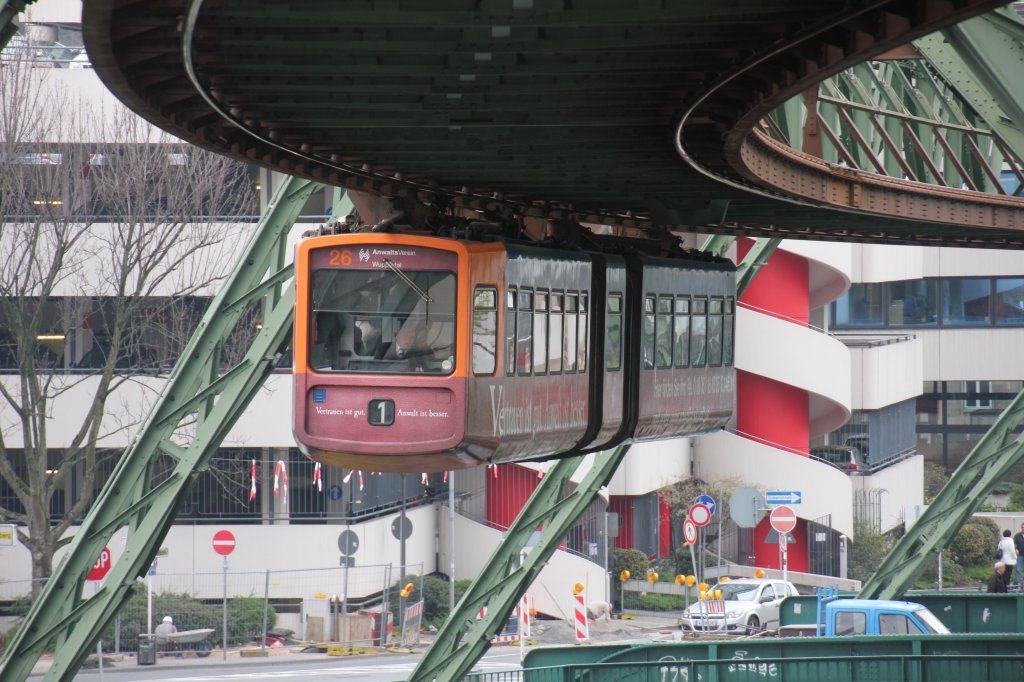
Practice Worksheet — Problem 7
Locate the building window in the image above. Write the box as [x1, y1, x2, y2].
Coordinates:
[564, 293, 578, 373]
[533, 291, 548, 374]
[690, 297, 707, 368]
[606, 294, 622, 371]
[516, 289, 533, 376]
[964, 380, 992, 410]
[942, 279, 991, 326]
[505, 288, 517, 375]
[472, 287, 497, 375]
[548, 292, 563, 374]
[673, 297, 690, 368]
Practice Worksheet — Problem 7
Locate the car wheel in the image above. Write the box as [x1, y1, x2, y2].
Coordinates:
[745, 615, 760, 635]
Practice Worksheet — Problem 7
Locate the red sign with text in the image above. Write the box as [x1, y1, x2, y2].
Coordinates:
[87, 546, 112, 581]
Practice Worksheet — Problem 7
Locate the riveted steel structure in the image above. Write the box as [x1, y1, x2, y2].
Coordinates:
[0, 176, 319, 682]
[81, 0, 1024, 246]
[6, 2, 1024, 680]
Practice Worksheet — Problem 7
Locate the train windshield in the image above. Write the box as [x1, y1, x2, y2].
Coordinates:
[308, 256, 456, 375]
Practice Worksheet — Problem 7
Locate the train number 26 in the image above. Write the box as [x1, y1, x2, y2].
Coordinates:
[328, 249, 353, 267]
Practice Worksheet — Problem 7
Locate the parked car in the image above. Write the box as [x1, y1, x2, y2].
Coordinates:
[810, 444, 866, 473]
[680, 578, 799, 634]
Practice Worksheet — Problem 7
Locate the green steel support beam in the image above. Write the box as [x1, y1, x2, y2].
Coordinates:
[918, 8, 1024, 161]
[0, 176, 319, 682]
[698, 236, 781, 297]
[408, 446, 629, 682]
[859, 388, 1024, 600]
[735, 239, 781, 296]
[0, 0, 31, 51]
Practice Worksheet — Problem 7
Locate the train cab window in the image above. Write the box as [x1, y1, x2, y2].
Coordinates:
[549, 293, 563, 374]
[606, 294, 622, 371]
[708, 297, 724, 366]
[690, 297, 707, 367]
[533, 291, 548, 374]
[473, 287, 497, 375]
[578, 294, 588, 372]
[656, 296, 673, 369]
[516, 289, 533, 376]
[564, 294, 578, 373]
[309, 265, 455, 375]
[724, 297, 735, 366]
[506, 288, 517, 376]
[674, 297, 690, 368]
[642, 296, 656, 369]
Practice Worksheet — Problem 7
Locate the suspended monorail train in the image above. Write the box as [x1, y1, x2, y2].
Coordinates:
[293, 231, 735, 473]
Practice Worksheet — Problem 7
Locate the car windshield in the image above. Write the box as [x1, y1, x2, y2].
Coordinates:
[712, 583, 758, 601]
[914, 607, 950, 634]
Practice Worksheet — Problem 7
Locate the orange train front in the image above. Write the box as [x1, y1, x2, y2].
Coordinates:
[293, 231, 735, 473]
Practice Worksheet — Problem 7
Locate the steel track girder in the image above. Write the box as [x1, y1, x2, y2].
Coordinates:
[0, 176, 320, 682]
[859, 388, 1024, 600]
[408, 446, 629, 682]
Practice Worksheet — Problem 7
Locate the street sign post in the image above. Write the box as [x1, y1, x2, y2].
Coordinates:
[729, 487, 766, 528]
[766, 490, 802, 505]
[87, 547, 111, 581]
[694, 494, 716, 516]
[769, 506, 797, 534]
[770, 506, 797, 583]
[688, 503, 712, 527]
[211, 530, 236, 661]
[212, 530, 236, 556]
[683, 519, 698, 545]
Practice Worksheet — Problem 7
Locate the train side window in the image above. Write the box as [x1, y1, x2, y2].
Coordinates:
[564, 294, 578, 373]
[724, 297, 735, 366]
[690, 297, 707, 367]
[642, 295, 656, 369]
[506, 288, 517, 376]
[578, 293, 588, 372]
[517, 289, 533, 376]
[473, 286, 497, 375]
[533, 291, 548, 375]
[656, 296, 673, 369]
[605, 294, 622, 371]
[708, 297, 724, 366]
[674, 297, 690, 368]
[549, 292, 563, 374]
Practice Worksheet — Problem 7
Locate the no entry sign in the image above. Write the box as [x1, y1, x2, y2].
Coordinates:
[87, 546, 112, 581]
[212, 530, 236, 556]
[770, 505, 798, 534]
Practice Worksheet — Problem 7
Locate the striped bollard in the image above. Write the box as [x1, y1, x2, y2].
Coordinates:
[573, 592, 588, 641]
[519, 594, 530, 638]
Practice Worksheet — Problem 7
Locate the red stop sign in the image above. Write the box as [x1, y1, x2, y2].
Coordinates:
[87, 546, 112, 581]
[212, 530, 236, 556]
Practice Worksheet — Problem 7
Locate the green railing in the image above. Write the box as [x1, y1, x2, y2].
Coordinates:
[513, 656, 1024, 682]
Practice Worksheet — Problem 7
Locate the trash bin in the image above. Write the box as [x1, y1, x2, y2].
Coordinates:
[137, 635, 157, 665]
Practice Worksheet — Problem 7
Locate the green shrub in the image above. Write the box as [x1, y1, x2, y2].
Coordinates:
[614, 548, 650, 581]
[104, 584, 274, 651]
[1007, 484, 1024, 512]
[951, 523, 992, 568]
[849, 531, 892, 583]
[634, 592, 686, 611]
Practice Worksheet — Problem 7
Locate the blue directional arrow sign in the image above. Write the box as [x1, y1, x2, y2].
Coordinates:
[695, 494, 716, 516]
[765, 490, 802, 505]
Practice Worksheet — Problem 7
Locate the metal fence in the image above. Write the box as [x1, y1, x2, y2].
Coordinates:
[12, 562, 428, 657]
[512, 656, 1024, 682]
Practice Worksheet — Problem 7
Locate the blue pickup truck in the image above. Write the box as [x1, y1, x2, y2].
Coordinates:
[782, 598, 951, 637]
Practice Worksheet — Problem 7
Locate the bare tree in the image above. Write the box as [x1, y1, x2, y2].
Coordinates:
[0, 53, 256, 592]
